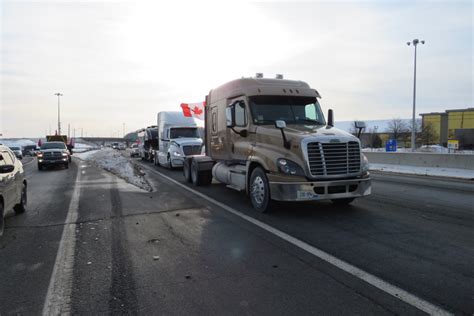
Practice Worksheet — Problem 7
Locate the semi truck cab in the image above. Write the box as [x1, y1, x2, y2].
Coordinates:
[184, 76, 371, 212]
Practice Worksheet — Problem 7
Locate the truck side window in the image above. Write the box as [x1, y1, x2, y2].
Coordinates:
[305, 103, 317, 120]
[235, 101, 247, 127]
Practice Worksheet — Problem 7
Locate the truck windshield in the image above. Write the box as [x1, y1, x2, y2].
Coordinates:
[170, 128, 198, 138]
[249, 96, 326, 125]
[41, 142, 66, 149]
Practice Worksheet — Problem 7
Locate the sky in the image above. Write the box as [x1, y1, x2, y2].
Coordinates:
[1, 0, 473, 138]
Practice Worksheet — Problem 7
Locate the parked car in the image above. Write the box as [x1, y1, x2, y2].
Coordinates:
[130, 143, 139, 157]
[8, 146, 23, 160]
[0, 145, 27, 236]
[118, 143, 126, 150]
[112, 142, 119, 149]
[37, 142, 70, 170]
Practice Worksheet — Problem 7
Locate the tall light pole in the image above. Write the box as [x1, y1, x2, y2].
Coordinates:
[54, 92, 63, 135]
[407, 39, 425, 151]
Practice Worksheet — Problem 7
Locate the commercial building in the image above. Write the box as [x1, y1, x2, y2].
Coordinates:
[420, 108, 474, 149]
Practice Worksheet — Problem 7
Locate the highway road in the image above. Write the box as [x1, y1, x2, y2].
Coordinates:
[0, 155, 473, 315]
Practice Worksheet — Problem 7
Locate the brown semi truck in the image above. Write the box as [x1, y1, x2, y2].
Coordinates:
[183, 75, 371, 212]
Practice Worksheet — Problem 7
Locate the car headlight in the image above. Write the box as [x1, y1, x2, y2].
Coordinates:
[62, 152, 68, 157]
[173, 151, 182, 157]
[277, 158, 305, 176]
[361, 153, 369, 173]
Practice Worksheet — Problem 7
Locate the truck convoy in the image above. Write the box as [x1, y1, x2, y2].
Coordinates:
[155, 111, 203, 168]
[183, 75, 371, 212]
[137, 126, 158, 162]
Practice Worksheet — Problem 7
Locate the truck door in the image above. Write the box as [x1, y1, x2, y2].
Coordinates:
[158, 128, 169, 164]
[228, 97, 252, 163]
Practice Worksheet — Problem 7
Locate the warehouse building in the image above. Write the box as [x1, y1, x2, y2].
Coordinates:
[420, 108, 474, 149]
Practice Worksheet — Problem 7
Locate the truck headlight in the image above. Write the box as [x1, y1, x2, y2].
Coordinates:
[277, 158, 305, 176]
[173, 151, 182, 157]
[62, 152, 68, 157]
[361, 153, 369, 174]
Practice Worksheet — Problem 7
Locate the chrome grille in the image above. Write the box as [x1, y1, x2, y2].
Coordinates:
[182, 145, 201, 156]
[307, 142, 360, 176]
[43, 151, 62, 159]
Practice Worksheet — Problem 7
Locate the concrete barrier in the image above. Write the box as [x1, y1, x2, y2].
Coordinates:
[364, 152, 474, 170]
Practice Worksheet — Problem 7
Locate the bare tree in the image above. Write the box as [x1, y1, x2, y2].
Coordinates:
[349, 121, 358, 135]
[419, 122, 438, 145]
[367, 127, 382, 148]
[386, 118, 408, 140]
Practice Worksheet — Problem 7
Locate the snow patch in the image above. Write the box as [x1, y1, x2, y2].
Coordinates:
[75, 149, 152, 191]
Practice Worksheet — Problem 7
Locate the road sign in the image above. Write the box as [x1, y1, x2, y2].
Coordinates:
[385, 139, 397, 152]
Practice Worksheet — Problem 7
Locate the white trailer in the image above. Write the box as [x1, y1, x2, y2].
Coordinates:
[155, 111, 203, 168]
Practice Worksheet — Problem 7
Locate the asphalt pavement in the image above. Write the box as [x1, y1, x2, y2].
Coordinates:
[0, 155, 472, 315]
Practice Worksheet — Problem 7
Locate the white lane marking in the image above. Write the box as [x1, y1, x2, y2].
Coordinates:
[42, 165, 82, 315]
[150, 167, 453, 316]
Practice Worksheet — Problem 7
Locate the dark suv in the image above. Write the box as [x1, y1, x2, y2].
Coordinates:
[37, 142, 70, 170]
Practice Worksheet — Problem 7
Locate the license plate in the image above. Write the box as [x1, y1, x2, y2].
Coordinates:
[297, 191, 318, 200]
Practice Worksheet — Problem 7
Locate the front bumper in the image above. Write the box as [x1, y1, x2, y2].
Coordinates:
[171, 157, 184, 167]
[269, 177, 371, 201]
[38, 158, 68, 165]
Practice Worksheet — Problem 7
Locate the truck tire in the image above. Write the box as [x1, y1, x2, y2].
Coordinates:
[249, 167, 273, 213]
[191, 159, 212, 186]
[64, 162, 69, 169]
[331, 198, 355, 205]
[38, 164, 43, 171]
[0, 202, 4, 236]
[183, 158, 192, 183]
[14, 184, 27, 214]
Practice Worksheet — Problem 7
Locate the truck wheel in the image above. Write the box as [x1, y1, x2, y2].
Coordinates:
[249, 167, 273, 213]
[65, 162, 69, 169]
[183, 159, 192, 183]
[38, 164, 43, 171]
[14, 184, 27, 214]
[331, 198, 355, 205]
[190, 159, 212, 186]
[0, 202, 4, 236]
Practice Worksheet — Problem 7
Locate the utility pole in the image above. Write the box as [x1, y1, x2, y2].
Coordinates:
[123, 123, 125, 138]
[68, 123, 70, 138]
[407, 39, 425, 151]
[54, 92, 63, 135]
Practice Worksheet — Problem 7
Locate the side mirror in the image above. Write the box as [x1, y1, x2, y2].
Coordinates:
[327, 109, 334, 127]
[274, 120, 287, 129]
[226, 105, 235, 127]
[0, 164, 14, 174]
[355, 121, 366, 129]
[354, 121, 366, 138]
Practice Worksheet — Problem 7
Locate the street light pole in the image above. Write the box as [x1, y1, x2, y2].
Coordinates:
[54, 92, 63, 135]
[407, 39, 425, 151]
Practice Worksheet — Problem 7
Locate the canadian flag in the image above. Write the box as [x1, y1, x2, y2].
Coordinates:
[181, 101, 205, 120]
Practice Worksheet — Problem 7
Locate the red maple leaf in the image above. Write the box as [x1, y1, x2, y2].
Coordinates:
[192, 106, 203, 115]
